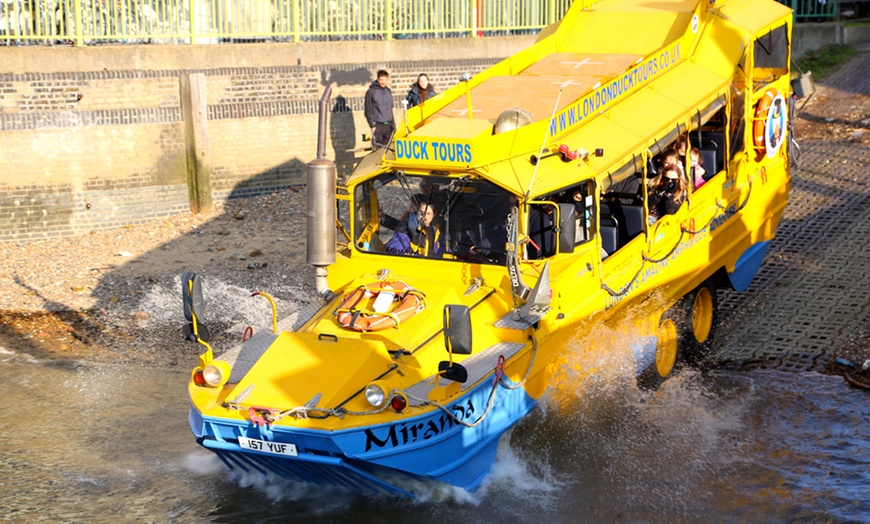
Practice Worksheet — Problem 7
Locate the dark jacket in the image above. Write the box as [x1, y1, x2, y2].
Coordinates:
[406, 83, 437, 108]
[648, 189, 681, 218]
[364, 80, 395, 128]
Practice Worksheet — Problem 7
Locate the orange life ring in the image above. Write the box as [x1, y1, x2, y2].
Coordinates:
[335, 281, 425, 332]
[752, 88, 778, 155]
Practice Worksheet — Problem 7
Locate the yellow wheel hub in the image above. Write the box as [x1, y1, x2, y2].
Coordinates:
[655, 318, 678, 377]
[692, 287, 714, 344]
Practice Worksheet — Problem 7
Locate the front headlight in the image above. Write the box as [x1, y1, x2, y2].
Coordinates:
[202, 360, 231, 387]
[365, 381, 387, 407]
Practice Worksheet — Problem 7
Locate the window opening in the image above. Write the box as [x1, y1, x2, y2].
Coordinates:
[354, 172, 514, 265]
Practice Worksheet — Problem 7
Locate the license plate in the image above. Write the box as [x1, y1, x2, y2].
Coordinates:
[238, 436, 297, 457]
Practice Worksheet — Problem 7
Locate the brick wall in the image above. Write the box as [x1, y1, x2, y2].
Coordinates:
[0, 46, 514, 242]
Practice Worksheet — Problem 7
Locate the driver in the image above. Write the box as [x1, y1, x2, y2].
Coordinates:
[386, 200, 444, 257]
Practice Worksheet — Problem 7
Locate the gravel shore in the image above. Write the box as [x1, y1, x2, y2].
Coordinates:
[0, 188, 318, 363]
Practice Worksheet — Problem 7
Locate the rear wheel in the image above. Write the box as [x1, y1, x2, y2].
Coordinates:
[637, 313, 682, 390]
[682, 279, 718, 365]
[637, 279, 718, 390]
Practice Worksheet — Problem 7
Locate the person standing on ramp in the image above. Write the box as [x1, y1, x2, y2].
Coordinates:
[364, 69, 395, 149]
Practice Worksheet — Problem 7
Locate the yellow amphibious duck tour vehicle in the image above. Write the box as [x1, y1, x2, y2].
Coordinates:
[183, 0, 809, 496]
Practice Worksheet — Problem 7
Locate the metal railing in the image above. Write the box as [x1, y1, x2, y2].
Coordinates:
[776, 0, 839, 20]
[0, 0, 572, 46]
[0, 0, 842, 47]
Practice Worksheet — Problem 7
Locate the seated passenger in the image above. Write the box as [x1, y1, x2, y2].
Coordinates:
[386, 201, 444, 257]
[527, 204, 556, 259]
[381, 180, 443, 232]
[648, 166, 685, 224]
[660, 147, 685, 179]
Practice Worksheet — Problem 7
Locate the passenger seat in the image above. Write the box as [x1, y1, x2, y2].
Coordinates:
[699, 148, 717, 181]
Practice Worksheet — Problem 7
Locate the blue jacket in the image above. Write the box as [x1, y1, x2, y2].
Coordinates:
[386, 223, 443, 257]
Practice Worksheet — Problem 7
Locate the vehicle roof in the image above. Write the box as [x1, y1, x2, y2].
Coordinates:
[372, 0, 792, 198]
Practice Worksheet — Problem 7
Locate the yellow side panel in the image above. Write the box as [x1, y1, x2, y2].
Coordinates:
[593, 0, 699, 11]
[516, 115, 644, 197]
[607, 90, 688, 144]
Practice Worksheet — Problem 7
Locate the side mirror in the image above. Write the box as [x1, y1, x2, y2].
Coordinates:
[443, 304, 472, 355]
[182, 271, 204, 321]
[439, 304, 472, 383]
[557, 203, 576, 254]
[182, 272, 209, 342]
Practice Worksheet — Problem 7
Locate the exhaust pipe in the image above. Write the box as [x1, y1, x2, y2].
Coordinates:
[307, 86, 336, 298]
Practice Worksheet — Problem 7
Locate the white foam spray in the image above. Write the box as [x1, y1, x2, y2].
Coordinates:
[183, 451, 226, 476]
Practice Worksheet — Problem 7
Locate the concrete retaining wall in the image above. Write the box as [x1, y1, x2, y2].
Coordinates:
[792, 21, 870, 58]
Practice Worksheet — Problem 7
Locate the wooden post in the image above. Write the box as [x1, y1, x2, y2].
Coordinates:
[179, 72, 212, 214]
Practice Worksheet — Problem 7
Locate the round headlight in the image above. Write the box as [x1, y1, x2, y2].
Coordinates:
[202, 360, 231, 387]
[365, 382, 387, 407]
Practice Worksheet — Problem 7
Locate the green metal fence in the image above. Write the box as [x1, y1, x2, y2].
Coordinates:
[776, 0, 839, 20]
[0, 0, 572, 46]
[0, 0, 843, 47]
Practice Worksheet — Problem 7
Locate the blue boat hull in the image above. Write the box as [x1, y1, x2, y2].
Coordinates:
[190, 377, 538, 497]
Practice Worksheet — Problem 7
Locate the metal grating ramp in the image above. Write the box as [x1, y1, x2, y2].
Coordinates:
[493, 308, 548, 329]
[713, 134, 870, 373]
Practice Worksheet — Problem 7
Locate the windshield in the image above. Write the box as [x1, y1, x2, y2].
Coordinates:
[353, 172, 514, 265]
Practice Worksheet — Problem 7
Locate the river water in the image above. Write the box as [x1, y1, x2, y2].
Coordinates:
[2, 343, 867, 523]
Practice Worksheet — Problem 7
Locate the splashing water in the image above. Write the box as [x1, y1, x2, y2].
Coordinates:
[135, 275, 313, 344]
[3, 337, 868, 521]
[138, 275, 274, 326]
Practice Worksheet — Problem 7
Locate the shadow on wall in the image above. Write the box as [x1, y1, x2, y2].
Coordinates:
[225, 158, 309, 201]
[330, 96, 358, 178]
[321, 67, 372, 88]
[319, 69, 367, 179]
